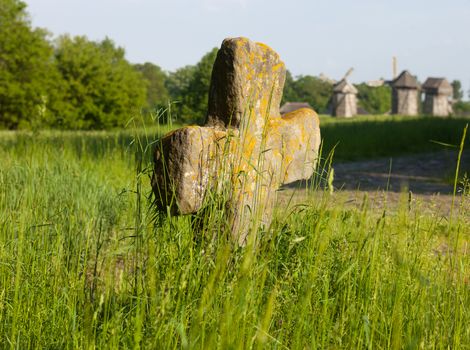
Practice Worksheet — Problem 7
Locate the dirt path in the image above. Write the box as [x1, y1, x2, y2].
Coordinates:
[333, 150, 469, 195]
[279, 151, 470, 215]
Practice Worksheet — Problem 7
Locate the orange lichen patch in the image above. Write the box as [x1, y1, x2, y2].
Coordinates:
[272, 62, 285, 72]
[282, 107, 319, 123]
[255, 41, 274, 52]
[233, 36, 250, 46]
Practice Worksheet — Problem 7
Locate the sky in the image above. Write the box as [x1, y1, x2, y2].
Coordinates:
[25, 0, 470, 97]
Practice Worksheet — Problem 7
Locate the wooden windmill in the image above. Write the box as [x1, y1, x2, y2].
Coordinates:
[332, 68, 358, 118]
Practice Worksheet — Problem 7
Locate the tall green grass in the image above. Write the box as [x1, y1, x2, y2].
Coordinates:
[0, 118, 469, 348]
[320, 115, 470, 161]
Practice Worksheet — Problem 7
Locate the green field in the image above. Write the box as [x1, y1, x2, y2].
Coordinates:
[1, 116, 469, 348]
[319, 115, 470, 161]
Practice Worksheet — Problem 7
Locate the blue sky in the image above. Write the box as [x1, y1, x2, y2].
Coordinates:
[26, 0, 470, 96]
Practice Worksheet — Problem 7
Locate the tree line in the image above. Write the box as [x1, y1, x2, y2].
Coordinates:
[1, 0, 469, 130]
[1, 0, 225, 129]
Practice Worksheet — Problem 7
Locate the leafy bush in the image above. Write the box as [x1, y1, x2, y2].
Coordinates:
[356, 83, 391, 114]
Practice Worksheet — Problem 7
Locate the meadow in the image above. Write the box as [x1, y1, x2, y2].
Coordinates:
[0, 115, 469, 348]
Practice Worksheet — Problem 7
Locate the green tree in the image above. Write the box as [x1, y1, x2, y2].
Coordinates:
[0, 0, 61, 129]
[134, 62, 169, 111]
[453, 100, 470, 116]
[289, 75, 333, 113]
[166, 48, 218, 124]
[281, 70, 300, 104]
[185, 48, 218, 122]
[165, 65, 197, 123]
[54, 35, 147, 129]
[356, 83, 391, 114]
[451, 80, 463, 101]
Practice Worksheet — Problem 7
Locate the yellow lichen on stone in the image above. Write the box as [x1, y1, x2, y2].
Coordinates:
[153, 37, 321, 244]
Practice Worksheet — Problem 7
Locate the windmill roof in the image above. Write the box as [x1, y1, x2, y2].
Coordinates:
[391, 70, 419, 89]
[422, 77, 452, 95]
[333, 79, 358, 94]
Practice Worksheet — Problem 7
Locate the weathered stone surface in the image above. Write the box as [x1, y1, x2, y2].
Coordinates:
[266, 108, 320, 185]
[206, 38, 285, 130]
[153, 126, 229, 215]
[152, 37, 321, 244]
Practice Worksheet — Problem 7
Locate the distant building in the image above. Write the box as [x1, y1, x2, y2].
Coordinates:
[422, 78, 452, 117]
[332, 79, 358, 118]
[366, 79, 385, 87]
[280, 102, 313, 115]
[391, 70, 419, 116]
[318, 73, 337, 85]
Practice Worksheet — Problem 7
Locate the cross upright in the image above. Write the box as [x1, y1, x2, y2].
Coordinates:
[152, 37, 321, 244]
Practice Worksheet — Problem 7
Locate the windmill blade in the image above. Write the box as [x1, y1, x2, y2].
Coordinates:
[343, 67, 354, 80]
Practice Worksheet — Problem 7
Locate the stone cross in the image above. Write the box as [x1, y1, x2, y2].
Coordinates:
[152, 37, 321, 244]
